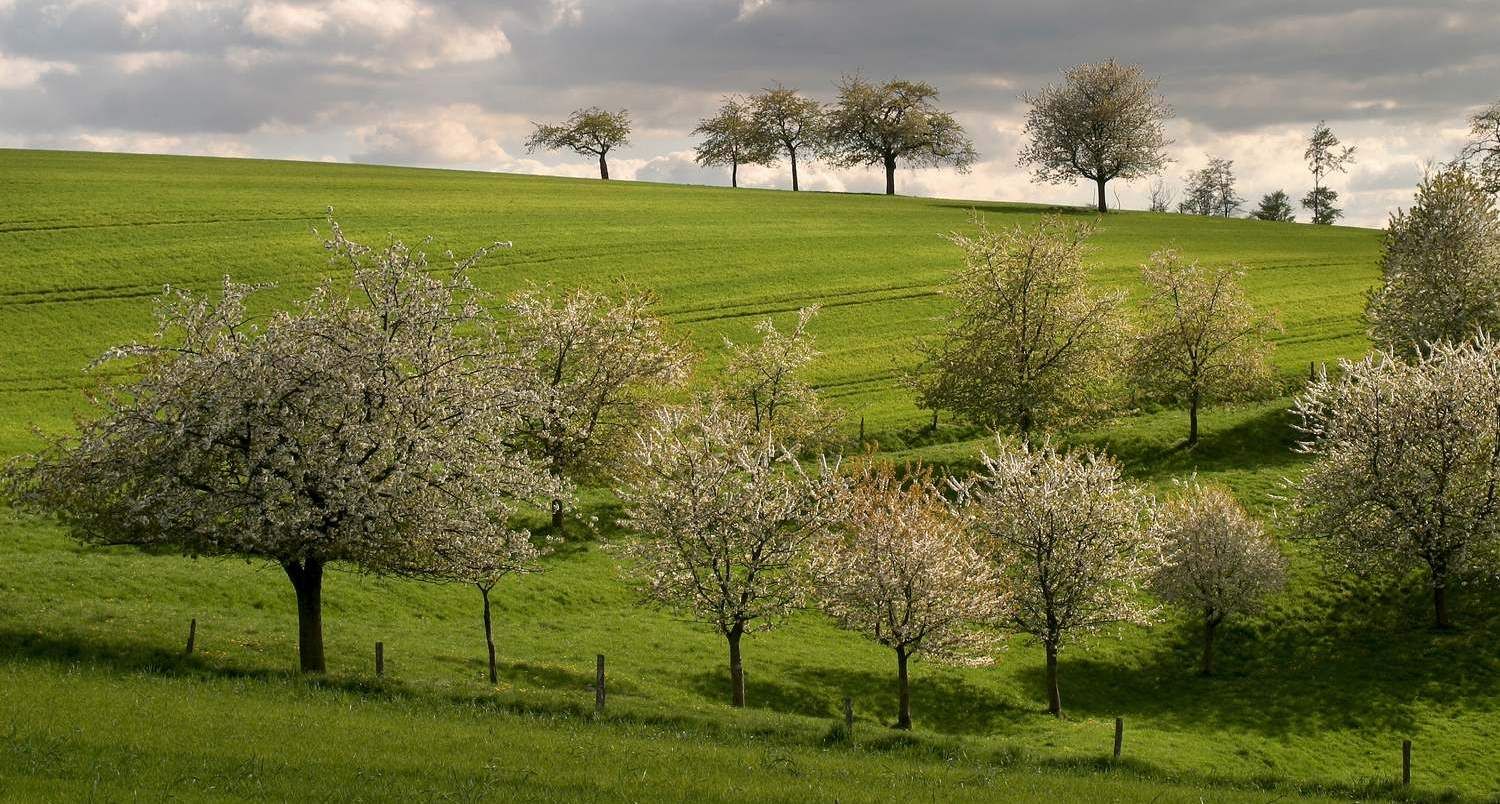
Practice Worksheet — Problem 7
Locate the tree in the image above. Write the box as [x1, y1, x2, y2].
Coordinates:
[1458, 101, 1500, 195]
[1252, 190, 1296, 222]
[953, 439, 1158, 717]
[508, 284, 693, 529]
[616, 402, 835, 707]
[910, 215, 1127, 434]
[693, 95, 778, 188]
[1150, 480, 1286, 675]
[525, 107, 631, 180]
[1177, 158, 1242, 217]
[1129, 251, 1282, 445]
[1290, 337, 1500, 629]
[1018, 59, 1174, 213]
[1148, 177, 1175, 213]
[718, 306, 839, 446]
[1365, 166, 1500, 358]
[1, 220, 557, 673]
[442, 530, 549, 685]
[821, 75, 977, 196]
[1301, 121, 1355, 224]
[748, 84, 824, 191]
[814, 462, 1004, 730]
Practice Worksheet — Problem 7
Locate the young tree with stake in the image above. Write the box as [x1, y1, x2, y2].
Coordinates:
[1018, 60, 1174, 213]
[693, 95, 778, 188]
[525, 107, 632, 180]
[1290, 338, 1500, 629]
[821, 75, 977, 196]
[1366, 166, 1500, 358]
[1130, 251, 1281, 445]
[508, 284, 693, 530]
[616, 402, 835, 708]
[910, 215, 1127, 434]
[748, 84, 824, 191]
[815, 462, 1004, 730]
[1151, 480, 1286, 675]
[2, 220, 557, 673]
[954, 439, 1158, 717]
[442, 529, 550, 685]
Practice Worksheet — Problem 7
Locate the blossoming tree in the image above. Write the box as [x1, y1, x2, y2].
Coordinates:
[3, 220, 557, 673]
[814, 462, 1004, 729]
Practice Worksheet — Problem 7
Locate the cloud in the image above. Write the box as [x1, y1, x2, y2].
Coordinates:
[0, 51, 75, 89]
[244, 1, 329, 42]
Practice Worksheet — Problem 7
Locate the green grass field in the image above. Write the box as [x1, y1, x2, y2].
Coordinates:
[3, 148, 1494, 802]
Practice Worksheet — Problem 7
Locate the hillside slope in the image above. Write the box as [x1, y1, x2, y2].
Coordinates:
[7, 149, 1496, 801]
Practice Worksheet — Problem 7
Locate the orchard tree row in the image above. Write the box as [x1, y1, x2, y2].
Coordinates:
[5, 160, 1499, 725]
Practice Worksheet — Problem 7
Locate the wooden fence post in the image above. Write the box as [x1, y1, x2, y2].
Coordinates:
[1113, 717, 1123, 761]
[184, 618, 196, 655]
[594, 654, 606, 713]
[858, 417, 865, 444]
[1402, 739, 1411, 786]
[375, 641, 384, 677]
[842, 697, 854, 733]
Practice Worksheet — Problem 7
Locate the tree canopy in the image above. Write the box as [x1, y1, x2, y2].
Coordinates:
[525, 107, 632, 180]
[822, 75, 976, 196]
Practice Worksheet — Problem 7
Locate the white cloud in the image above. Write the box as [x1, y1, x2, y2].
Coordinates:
[113, 50, 189, 74]
[736, 0, 772, 22]
[0, 52, 76, 89]
[244, 1, 329, 42]
[351, 104, 524, 167]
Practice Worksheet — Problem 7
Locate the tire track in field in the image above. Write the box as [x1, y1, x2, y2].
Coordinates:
[0, 214, 318, 236]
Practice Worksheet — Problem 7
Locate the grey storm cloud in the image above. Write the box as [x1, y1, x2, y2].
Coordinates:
[1, 0, 1495, 225]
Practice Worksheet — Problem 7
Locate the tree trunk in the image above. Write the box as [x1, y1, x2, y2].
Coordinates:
[1044, 641, 1062, 717]
[598, 152, 609, 181]
[727, 622, 746, 707]
[1201, 613, 1219, 676]
[1433, 575, 1451, 630]
[895, 646, 912, 730]
[481, 585, 498, 685]
[790, 149, 799, 192]
[1188, 387, 1201, 445]
[1018, 409, 1033, 438]
[283, 558, 325, 674]
[551, 497, 565, 531]
[1096, 176, 1109, 212]
[884, 153, 897, 196]
[731, 159, 738, 189]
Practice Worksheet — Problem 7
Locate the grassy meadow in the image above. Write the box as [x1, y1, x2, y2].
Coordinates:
[4, 147, 1496, 802]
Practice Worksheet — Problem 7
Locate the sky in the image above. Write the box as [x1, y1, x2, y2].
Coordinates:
[1, 0, 1495, 227]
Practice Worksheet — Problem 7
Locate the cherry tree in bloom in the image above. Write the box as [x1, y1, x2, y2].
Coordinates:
[615, 401, 836, 707]
[814, 462, 1005, 730]
[953, 438, 1158, 717]
[441, 529, 552, 685]
[3, 218, 558, 673]
[1150, 479, 1287, 675]
[507, 284, 694, 530]
[1290, 337, 1500, 628]
[718, 306, 840, 447]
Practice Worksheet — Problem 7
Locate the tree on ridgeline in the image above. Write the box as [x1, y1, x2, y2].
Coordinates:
[1148, 177, 1175, 213]
[910, 214, 1127, 435]
[693, 95, 778, 188]
[814, 462, 1005, 730]
[1301, 121, 1355, 225]
[1150, 479, 1286, 675]
[1129, 251, 1281, 445]
[953, 438, 1158, 717]
[1018, 59, 1174, 213]
[718, 306, 840, 447]
[1458, 100, 1500, 195]
[507, 284, 693, 531]
[616, 402, 836, 708]
[821, 75, 977, 196]
[1177, 158, 1242, 217]
[1251, 190, 1296, 222]
[1290, 337, 1500, 629]
[525, 107, 632, 180]
[1365, 166, 1500, 357]
[1, 219, 558, 674]
[748, 84, 825, 191]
